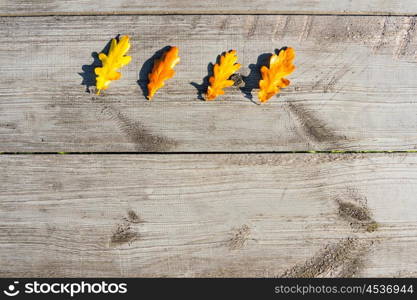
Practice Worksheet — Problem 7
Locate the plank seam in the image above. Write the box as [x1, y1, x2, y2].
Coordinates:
[0, 151, 415, 155]
[1, 13, 417, 18]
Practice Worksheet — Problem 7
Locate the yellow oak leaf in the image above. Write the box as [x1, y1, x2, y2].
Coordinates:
[95, 35, 131, 95]
[205, 50, 241, 101]
[147, 46, 180, 100]
[258, 47, 295, 103]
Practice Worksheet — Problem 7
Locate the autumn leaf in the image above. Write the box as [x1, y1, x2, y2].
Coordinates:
[95, 35, 132, 95]
[147, 46, 180, 100]
[258, 47, 295, 103]
[205, 50, 241, 101]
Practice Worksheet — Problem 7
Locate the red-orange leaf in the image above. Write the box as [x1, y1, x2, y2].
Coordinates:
[147, 46, 180, 100]
[205, 50, 241, 101]
[258, 47, 295, 103]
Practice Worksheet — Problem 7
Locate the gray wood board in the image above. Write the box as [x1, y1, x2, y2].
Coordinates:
[2, 1, 417, 16]
[0, 153, 416, 277]
[0, 15, 417, 152]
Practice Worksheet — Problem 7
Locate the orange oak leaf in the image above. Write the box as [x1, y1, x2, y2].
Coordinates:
[147, 46, 180, 100]
[95, 35, 132, 95]
[258, 47, 295, 103]
[205, 50, 241, 101]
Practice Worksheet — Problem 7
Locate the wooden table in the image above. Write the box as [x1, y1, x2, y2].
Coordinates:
[0, 0, 416, 277]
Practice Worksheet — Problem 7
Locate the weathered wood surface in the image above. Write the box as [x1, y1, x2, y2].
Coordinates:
[1, 0, 417, 16]
[0, 153, 416, 277]
[1, 15, 417, 152]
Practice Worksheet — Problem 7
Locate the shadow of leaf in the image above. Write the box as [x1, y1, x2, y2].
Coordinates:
[137, 46, 172, 100]
[189, 61, 215, 101]
[240, 53, 270, 100]
[79, 37, 115, 93]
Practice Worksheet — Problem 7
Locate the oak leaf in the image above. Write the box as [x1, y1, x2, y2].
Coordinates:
[205, 50, 241, 101]
[95, 35, 132, 95]
[147, 46, 180, 100]
[258, 47, 295, 103]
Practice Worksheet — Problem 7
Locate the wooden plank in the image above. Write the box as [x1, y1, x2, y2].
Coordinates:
[2, 1, 417, 16]
[0, 153, 416, 277]
[1, 15, 417, 152]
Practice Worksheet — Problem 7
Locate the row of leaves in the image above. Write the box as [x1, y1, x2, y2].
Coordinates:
[95, 36, 296, 103]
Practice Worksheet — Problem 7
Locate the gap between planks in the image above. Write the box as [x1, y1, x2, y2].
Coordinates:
[0, 151, 416, 155]
[1, 13, 417, 18]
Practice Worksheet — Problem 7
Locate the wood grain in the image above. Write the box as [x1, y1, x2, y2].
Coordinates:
[2, 0, 417, 16]
[0, 153, 416, 277]
[1, 15, 417, 152]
